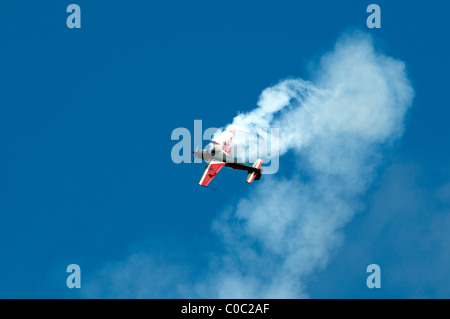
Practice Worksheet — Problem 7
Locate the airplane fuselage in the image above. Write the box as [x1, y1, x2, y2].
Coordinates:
[195, 148, 256, 171]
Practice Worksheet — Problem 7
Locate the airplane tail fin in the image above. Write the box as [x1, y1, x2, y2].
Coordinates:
[246, 159, 263, 183]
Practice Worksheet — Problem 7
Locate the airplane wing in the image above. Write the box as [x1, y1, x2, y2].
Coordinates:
[199, 161, 226, 186]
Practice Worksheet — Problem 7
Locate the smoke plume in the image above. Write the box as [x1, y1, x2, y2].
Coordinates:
[202, 32, 414, 298]
[82, 32, 414, 299]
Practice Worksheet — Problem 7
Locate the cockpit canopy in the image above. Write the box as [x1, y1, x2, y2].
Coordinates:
[207, 144, 220, 156]
[204, 143, 223, 157]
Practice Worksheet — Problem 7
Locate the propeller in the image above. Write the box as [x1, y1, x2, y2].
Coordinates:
[192, 145, 199, 162]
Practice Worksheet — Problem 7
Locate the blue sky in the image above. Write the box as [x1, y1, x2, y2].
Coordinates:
[1, 1, 450, 298]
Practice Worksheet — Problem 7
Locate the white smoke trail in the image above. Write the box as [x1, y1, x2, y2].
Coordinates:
[202, 32, 414, 298]
[81, 32, 414, 299]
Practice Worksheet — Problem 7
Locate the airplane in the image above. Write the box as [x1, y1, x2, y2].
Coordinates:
[192, 129, 263, 187]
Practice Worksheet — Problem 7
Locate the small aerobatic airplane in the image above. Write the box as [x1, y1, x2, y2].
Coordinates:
[193, 129, 263, 187]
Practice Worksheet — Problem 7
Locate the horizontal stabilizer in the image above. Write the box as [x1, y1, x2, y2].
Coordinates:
[246, 159, 263, 183]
